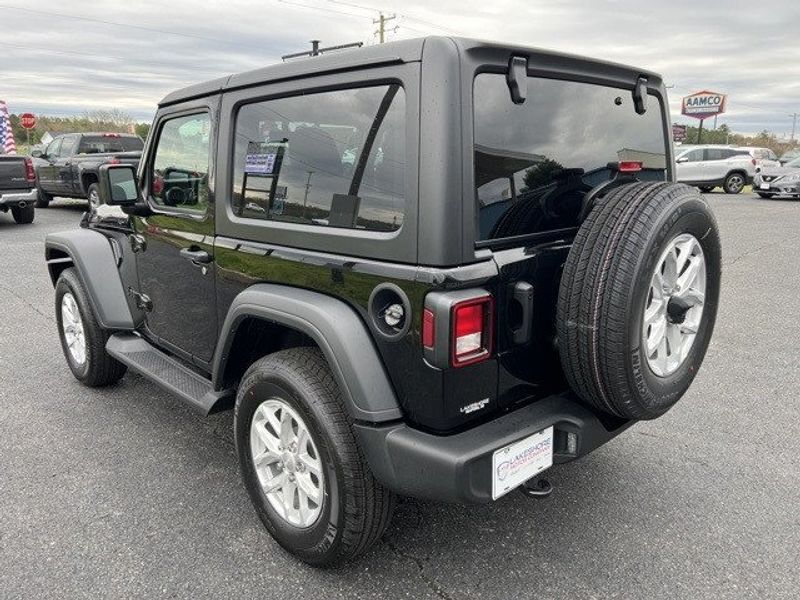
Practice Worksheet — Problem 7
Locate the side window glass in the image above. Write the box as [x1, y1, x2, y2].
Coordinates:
[46, 138, 62, 158]
[232, 84, 406, 232]
[59, 136, 78, 157]
[684, 149, 703, 162]
[150, 113, 211, 212]
[705, 148, 724, 161]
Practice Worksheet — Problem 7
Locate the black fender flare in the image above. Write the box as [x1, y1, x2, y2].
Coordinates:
[212, 284, 402, 423]
[45, 229, 134, 330]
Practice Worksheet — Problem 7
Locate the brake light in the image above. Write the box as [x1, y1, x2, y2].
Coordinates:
[422, 309, 435, 349]
[618, 161, 643, 173]
[24, 158, 35, 182]
[451, 296, 493, 367]
[106, 157, 121, 165]
[102, 133, 121, 138]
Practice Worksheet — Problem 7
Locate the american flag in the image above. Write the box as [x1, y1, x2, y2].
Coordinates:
[0, 100, 18, 155]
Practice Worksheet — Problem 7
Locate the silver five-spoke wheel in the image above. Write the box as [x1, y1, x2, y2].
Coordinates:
[250, 399, 324, 528]
[61, 292, 87, 366]
[643, 233, 706, 377]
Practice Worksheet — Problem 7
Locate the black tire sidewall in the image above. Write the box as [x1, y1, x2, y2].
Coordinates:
[55, 270, 95, 381]
[235, 370, 345, 563]
[625, 198, 721, 415]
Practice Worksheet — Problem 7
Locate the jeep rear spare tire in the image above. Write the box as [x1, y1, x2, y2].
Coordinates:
[557, 182, 721, 420]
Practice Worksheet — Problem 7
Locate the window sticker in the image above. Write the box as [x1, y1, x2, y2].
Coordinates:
[245, 151, 277, 175]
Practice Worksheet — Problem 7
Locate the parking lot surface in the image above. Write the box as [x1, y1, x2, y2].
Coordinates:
[1, 194, 798, 599]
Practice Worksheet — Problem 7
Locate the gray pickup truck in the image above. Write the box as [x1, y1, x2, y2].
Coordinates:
[0, 155, 36, 223]
[31, 132, 142, 208]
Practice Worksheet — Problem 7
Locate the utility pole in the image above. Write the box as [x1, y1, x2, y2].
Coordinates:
[790, 113, 798, 142]
[374, 13, 396, 44]
[302, 171, 314, 218]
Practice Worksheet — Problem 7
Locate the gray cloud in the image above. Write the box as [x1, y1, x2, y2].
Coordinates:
[1, 0, 797, 134]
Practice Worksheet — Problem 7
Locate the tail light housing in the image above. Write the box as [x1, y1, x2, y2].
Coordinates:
[24, 158, 36, 182]
[106, 157, 121, 165]
[422, 289, 494, 368]
[618, 161, 643, 173]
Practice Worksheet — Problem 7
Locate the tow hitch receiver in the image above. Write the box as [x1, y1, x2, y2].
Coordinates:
[520, 478, 553, 499]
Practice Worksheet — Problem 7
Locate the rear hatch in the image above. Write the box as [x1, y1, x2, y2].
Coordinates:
[472, 71, 670, 410]
[0, 156, 33, 191]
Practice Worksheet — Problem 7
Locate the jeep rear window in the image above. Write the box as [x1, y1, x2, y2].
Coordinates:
[232, 84, 405, 232]
[474, 73, 667, 242]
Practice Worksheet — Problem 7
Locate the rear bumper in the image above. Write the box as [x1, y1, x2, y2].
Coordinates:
[355, 393, 633, 504]
[0, 188, 37, 207]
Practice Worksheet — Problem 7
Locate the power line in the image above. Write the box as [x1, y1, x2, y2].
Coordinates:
[0, 3, 262, 49]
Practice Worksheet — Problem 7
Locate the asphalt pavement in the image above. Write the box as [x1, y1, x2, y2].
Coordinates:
[0, 194, 798, 599]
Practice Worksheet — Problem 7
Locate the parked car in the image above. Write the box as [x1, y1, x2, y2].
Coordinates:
[675, 145, 753, 193]
[734, 146, 780, 172]
[778, 149, 800, 165]
[31, 132, 143, 208]
[44, 36, 721, 565]
[0, 155, 37, 224]
[753, 157, 800, 198]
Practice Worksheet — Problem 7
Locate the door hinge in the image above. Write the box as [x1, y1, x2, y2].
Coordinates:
[129, 234, 146, 253]
[128, 288, 153, 312]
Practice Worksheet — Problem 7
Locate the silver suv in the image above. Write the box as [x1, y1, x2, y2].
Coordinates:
[675, 145, 753, 193]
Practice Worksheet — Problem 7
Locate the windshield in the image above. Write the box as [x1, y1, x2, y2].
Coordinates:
[786, 157, 800, 168]
[78, 135, 143, 154]
[474, 73, 667, 242]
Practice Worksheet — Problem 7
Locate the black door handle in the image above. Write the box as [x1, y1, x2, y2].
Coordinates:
[179, 247, 212, 264]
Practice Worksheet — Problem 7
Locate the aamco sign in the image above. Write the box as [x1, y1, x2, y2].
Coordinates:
[682, 91, 727, 121]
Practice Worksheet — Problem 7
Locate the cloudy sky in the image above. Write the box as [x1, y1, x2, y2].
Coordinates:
[1, 0, 798, 135]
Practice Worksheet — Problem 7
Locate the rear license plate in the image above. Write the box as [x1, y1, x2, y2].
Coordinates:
[491, 426, 554, 500]
[760, 183, 771, 190]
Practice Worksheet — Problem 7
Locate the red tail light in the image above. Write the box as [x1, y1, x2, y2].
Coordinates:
[618, 161, 643, 173]
[751, 158, 757, 166]
[451, 296, 493, 367]
[24, 158, 35, 182]
[106, 157, 121, 165]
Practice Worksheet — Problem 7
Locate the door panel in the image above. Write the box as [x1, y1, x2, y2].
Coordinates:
[38, 137, 62, 191]
[133, 108, 218, 365]
[676, 148, 705, 182]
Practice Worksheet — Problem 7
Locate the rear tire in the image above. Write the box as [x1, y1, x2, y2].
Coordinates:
[557, 182, 721, 420]
[55, 267, 127, 387]
[11, 203, 34, 224]
[723, 172, 746, 194]
[235, 348, 395, 566]
[35, 187, 51, 208]
[87, 182, 100, 210]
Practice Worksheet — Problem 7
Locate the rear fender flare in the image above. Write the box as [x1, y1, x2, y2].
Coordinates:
[213, 284, 402, 423]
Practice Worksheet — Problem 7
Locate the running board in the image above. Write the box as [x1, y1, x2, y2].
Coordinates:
[106, 333, 233, 415]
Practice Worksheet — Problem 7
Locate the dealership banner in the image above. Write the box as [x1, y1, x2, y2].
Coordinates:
[682, 91, 727, 121]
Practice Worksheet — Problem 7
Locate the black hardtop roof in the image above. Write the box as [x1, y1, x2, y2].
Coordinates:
[159, 36, 662, 107]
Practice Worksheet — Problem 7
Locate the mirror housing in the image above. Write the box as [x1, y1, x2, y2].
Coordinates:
[676, 156, 689, 164]
[98, 164, 140, 206]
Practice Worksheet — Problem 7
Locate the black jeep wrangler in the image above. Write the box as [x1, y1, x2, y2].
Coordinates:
[45, 37, 720, 566]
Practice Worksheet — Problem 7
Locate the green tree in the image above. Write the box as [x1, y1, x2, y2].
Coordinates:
[522, 159, 564, 191]
[134, 122, 151, 140]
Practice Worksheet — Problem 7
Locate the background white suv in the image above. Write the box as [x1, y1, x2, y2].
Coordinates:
[675, 145, 754, 193]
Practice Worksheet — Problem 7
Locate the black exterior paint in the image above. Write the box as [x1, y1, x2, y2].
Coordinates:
[67, 36, 673, 435]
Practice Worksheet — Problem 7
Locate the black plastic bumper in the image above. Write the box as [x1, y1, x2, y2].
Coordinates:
[354, 393, 633, 504]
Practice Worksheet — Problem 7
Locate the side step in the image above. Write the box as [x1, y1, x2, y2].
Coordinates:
[106, 333, 234, 415]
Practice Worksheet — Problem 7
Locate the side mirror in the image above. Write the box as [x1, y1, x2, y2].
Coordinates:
[98, 164, 140, 206]
[676, 157, 689, 164]
[30, 149, 43, 158]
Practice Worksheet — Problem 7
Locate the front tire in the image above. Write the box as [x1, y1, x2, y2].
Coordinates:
[55, 267, 127, 386]
[11, 203, 34, 224]
[235, 348, 395, 566]
[723, 172, 746, 194]
[557, 183, 721, 420]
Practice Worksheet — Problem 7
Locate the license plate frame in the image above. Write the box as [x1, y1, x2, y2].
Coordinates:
[491, 426, 554, 500]
[760, 183, 771, 190]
